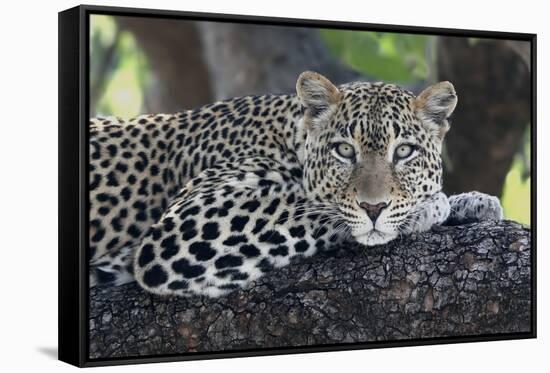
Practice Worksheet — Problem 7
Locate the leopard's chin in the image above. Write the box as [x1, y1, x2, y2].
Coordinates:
[353, 229, 397, 247]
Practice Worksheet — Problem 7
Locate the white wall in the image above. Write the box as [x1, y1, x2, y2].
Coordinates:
[0, 0, 546, 371]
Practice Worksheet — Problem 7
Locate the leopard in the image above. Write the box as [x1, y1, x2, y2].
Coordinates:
[89, 71, 503, 297]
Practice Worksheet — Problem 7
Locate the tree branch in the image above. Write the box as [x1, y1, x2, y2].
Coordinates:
[89, 220, 531, 359]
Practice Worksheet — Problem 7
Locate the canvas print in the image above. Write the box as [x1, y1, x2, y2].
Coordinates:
[86, 12, 533, 360]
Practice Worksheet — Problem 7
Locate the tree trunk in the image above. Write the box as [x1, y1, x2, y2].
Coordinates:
[89, 220, 531, 359]
[438, 37, 531, 196]
[197, 22, 362, 100]
[116, 17, 213, 112]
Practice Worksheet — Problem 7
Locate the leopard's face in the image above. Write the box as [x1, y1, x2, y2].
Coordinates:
[298, 72, 457, 246]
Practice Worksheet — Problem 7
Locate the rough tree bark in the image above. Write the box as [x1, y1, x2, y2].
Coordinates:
[438, 37, 531, 196]
[89, 220, 531, 359]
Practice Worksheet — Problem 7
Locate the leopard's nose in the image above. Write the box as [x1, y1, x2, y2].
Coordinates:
[359, 201, 390, 223]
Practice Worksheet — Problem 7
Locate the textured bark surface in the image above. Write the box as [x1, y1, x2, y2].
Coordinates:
[89, 220, 531, 359]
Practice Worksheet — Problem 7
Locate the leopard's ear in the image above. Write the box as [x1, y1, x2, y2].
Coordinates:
[296, 71, 341, 125]
[414, 81, 457, 141]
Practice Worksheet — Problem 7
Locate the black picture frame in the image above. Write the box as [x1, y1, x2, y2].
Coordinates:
[59, 4, 537, 367]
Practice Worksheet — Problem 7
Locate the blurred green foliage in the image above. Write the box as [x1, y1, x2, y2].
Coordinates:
[90, 16, 530, 225]
[320, 30, 432, 83]
[91, 15, 150, 118]
[501, 130, 531, 225]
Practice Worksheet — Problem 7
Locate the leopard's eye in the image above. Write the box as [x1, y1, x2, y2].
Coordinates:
[334, 142, 356, 161]
[394, 144, 416, 161]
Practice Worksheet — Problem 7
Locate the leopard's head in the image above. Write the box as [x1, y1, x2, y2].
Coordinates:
[297, 71, 457, 246]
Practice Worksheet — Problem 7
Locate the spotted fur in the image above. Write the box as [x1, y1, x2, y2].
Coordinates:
[89, 71, 503, 297]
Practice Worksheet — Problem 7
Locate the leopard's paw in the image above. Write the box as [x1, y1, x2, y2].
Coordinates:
[446, 191, 503, 225]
